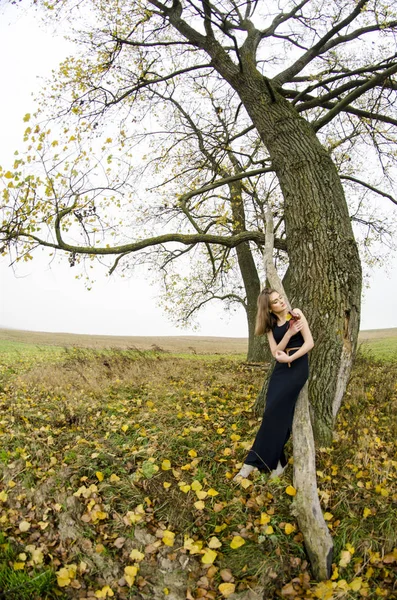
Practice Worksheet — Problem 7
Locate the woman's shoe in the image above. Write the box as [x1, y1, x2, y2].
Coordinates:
[269, 461, 286, 479]
[233, 464, 256, 481]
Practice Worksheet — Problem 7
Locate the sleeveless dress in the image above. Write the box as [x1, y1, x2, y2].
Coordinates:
[244, 322, 309, 472]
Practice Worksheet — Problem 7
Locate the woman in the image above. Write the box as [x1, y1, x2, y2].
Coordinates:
[234, 288, 314, 480]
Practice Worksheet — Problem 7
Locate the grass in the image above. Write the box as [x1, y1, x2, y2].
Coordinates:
[0, 532, 58, 600]
[358, 337, 397, 362]
[0, 334, 395, 599]
[1, 326, 396, 359]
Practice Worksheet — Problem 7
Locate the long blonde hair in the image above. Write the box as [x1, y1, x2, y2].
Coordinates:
[255, 288, 278, 335]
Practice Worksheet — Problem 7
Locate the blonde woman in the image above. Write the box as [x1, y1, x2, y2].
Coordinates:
[234, 288, 314, 480]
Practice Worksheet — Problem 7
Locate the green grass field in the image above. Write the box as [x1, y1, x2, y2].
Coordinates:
[0, 330, 396, 599]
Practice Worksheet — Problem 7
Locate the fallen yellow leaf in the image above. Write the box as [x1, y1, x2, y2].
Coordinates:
[230, 536, 245, 549]
[162, 530, 175, 547]
[339, 550, 352, 567]
[218, 582, 236, 598]
[196, 490, 208, 500]
[124, 565, 138, 587]
[208, 537, 222, 549]
[265, 526, 274, 534]
[184, 537, 203, 554]
[260, 513, 270, 525]
[95, 585, 114, 598]
[240, 478, 252, 489]
[201, 548, 217, 564]
[129, 549, 145, 561]
[349, 578, 362, 592]
[284, 523, 296, 535]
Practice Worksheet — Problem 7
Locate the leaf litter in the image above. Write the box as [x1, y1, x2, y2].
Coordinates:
[0, 347, 395, 599]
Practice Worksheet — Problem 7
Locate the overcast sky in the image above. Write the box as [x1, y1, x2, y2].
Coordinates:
[0, 5, 396, 337]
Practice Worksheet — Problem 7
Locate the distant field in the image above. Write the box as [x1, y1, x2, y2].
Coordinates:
[0, 327, 396, 360]
[0, 328, 248, 355]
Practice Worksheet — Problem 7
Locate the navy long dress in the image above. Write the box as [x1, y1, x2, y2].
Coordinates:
[244, 322, 309, 472]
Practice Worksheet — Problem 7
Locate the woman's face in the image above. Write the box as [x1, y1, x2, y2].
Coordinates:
[269, 292, 287, 314]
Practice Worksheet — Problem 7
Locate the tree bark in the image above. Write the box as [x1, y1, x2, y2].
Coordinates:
[224, 71, 362, 445]
[291, 383, 333, 580]
[229, 181, 265, 362]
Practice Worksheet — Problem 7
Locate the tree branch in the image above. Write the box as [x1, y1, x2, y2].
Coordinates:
[340, 175, 397, 207]
[184, 292, 246, 321]
[14, 226, 286, 258]
[102, 63, 213, 108]
[312, 62, 397, 131]
[281, 87, 397, 128]
[272, 0, 370, 86]
[259, 0, 311, 40]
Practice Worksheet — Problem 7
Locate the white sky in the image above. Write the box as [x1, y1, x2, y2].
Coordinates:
[0, 5, 396, 337]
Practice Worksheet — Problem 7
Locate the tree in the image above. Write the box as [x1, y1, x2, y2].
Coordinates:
[134, 83, 287, 362]
[2, 0, 397, 444]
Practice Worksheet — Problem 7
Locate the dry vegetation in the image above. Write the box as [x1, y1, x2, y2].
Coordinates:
[0, 329, 249, 354]
[0, 340, 396, 600]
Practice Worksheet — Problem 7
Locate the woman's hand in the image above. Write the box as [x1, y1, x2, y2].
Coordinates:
[289, 318, 303, 335]
[275, 350, 291, 364]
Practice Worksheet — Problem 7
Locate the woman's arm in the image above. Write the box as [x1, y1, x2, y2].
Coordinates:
[275, 309, 314, 363]
[267, 327, 294, 357]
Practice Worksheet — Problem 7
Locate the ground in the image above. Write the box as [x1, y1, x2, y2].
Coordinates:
[0, 330, 396, 599]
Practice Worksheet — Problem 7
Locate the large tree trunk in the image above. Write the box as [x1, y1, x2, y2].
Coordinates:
[245, 295, 266, 362]
[227, 72, 362, 445]
[229, 181, 265, 362]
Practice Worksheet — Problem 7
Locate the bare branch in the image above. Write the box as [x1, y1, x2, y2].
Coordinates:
[312, 62, 397, 131]
[260, 0, 311, 40]
[272, 0, 370, 86]
[340, 175, 397, 207]
[184, 292, 247, 321]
